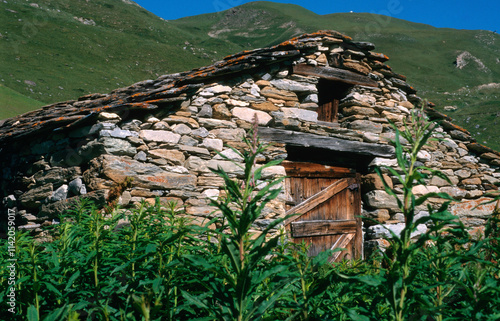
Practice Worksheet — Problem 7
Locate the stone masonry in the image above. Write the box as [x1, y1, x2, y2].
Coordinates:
[1, 30, 499, 253]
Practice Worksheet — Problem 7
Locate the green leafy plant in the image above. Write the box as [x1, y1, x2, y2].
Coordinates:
[181, 117, 293, 321]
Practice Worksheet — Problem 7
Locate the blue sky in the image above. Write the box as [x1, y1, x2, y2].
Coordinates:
[134, 0, 499, 32]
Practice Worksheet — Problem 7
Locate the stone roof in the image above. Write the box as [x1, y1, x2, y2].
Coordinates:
[1, 30, 498, 157]
[0, 31, 338, 143]
[0, 31, 459, 144]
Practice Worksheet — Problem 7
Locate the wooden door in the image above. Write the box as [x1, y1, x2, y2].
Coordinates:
[284, 161, 362, 262]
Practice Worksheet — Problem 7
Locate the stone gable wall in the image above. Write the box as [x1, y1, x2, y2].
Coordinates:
[1, 31, 499, 252]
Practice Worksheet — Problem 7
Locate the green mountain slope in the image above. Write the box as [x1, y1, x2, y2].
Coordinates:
[0, 0, 225, 103]
[0, 85, 44, 118]
[1, 0, 499, 149]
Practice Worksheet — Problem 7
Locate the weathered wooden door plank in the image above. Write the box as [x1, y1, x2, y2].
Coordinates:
[329, 233, 355, 263]
[284, 177, 354, 225]
[290, 219, 357, 237]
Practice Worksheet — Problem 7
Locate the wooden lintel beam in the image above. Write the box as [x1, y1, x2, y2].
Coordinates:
[283, 161, 356, 178]
[258, 127, 395, 158]
[293, 64, 378, 87]
[290, 220, 357, 238]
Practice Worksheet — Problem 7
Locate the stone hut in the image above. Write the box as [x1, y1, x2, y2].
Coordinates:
[1, 30, 499, 260]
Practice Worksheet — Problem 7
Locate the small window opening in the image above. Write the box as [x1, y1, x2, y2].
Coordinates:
[317, 79, 352, 122]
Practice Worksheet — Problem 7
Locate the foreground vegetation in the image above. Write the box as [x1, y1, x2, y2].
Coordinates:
[1, 113, 500, 320]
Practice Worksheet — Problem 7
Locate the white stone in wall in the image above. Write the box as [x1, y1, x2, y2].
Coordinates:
[68, 177, 86, 195]
[214, 148, 244, 162]
[185, 156, 210, 173]
[198, 118, 237, 129]
[161, 165, 190, 174]
[172, 124, 192, 135]
[450, 197, 498, 219]
[282, 108, 318, 122]
[192, 127, 210, 138]
[208, 160, 245, 176]
[49, 184, 68, 202]
[396, 105, 410, 114]
[198, 90, 214, 97]
[276, 70, 289, 78]
[227, 98, 250, 107]
[349, 120, 383, 134]
[151, 122, 169, 130]
[330, 47, 343, 54]
[209, 128, 246, 141]
[201, 138, 223, 152]
[382, 111, 405, 123]
[192, 96, 208, 106]
[341, 92, 376, 107]
[483, 174, 500, 185]
[440, 186, 467, 199]
[250, 84, 260, 97]
[307, 59, 318, 66]
[205, 84, 232, 94]
[270, 79, 317, 93]
[261, 73, 272, 81]
[412, 185, 440, 195]
[303, 94, 319, 103]
[462, 156, 479, 164]
[90, 122, 116, 134]
[101, 137, 137, 156]
[417, 150, 432, 162]
[139, 130, 181, 144]
[100, 128, 138, 139]
[145, 115, 160, 123]
[362, 132, 380, 143]
[260, 165, 286, 179]
[134, 151, 147, 162]
[99, 112, 121, 120]
[442, 138, 459, 149]
[369, 157, 398, 167]
[232, 107, 272, 125]
[202, 189, 220, 200]
[396, 89, 408, 101]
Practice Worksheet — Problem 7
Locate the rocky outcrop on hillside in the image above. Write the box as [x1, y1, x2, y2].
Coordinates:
[455, 51, 490, 72]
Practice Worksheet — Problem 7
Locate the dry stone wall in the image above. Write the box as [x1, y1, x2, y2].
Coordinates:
[1, 31, 499, 253]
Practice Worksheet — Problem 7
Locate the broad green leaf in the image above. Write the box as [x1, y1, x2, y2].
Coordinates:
[347, 308, 371, 321]
[27, 305, 39, 321]
[64, 270, 81, 291]
[43, 281, 62, 297]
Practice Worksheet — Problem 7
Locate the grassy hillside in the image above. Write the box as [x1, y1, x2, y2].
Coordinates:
[0, 0, 224, 104]
[1, 0, 498, 149]
[0, 85, 44, 118]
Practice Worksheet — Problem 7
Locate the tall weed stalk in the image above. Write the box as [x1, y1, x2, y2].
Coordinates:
[181, 117, 293, 321]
